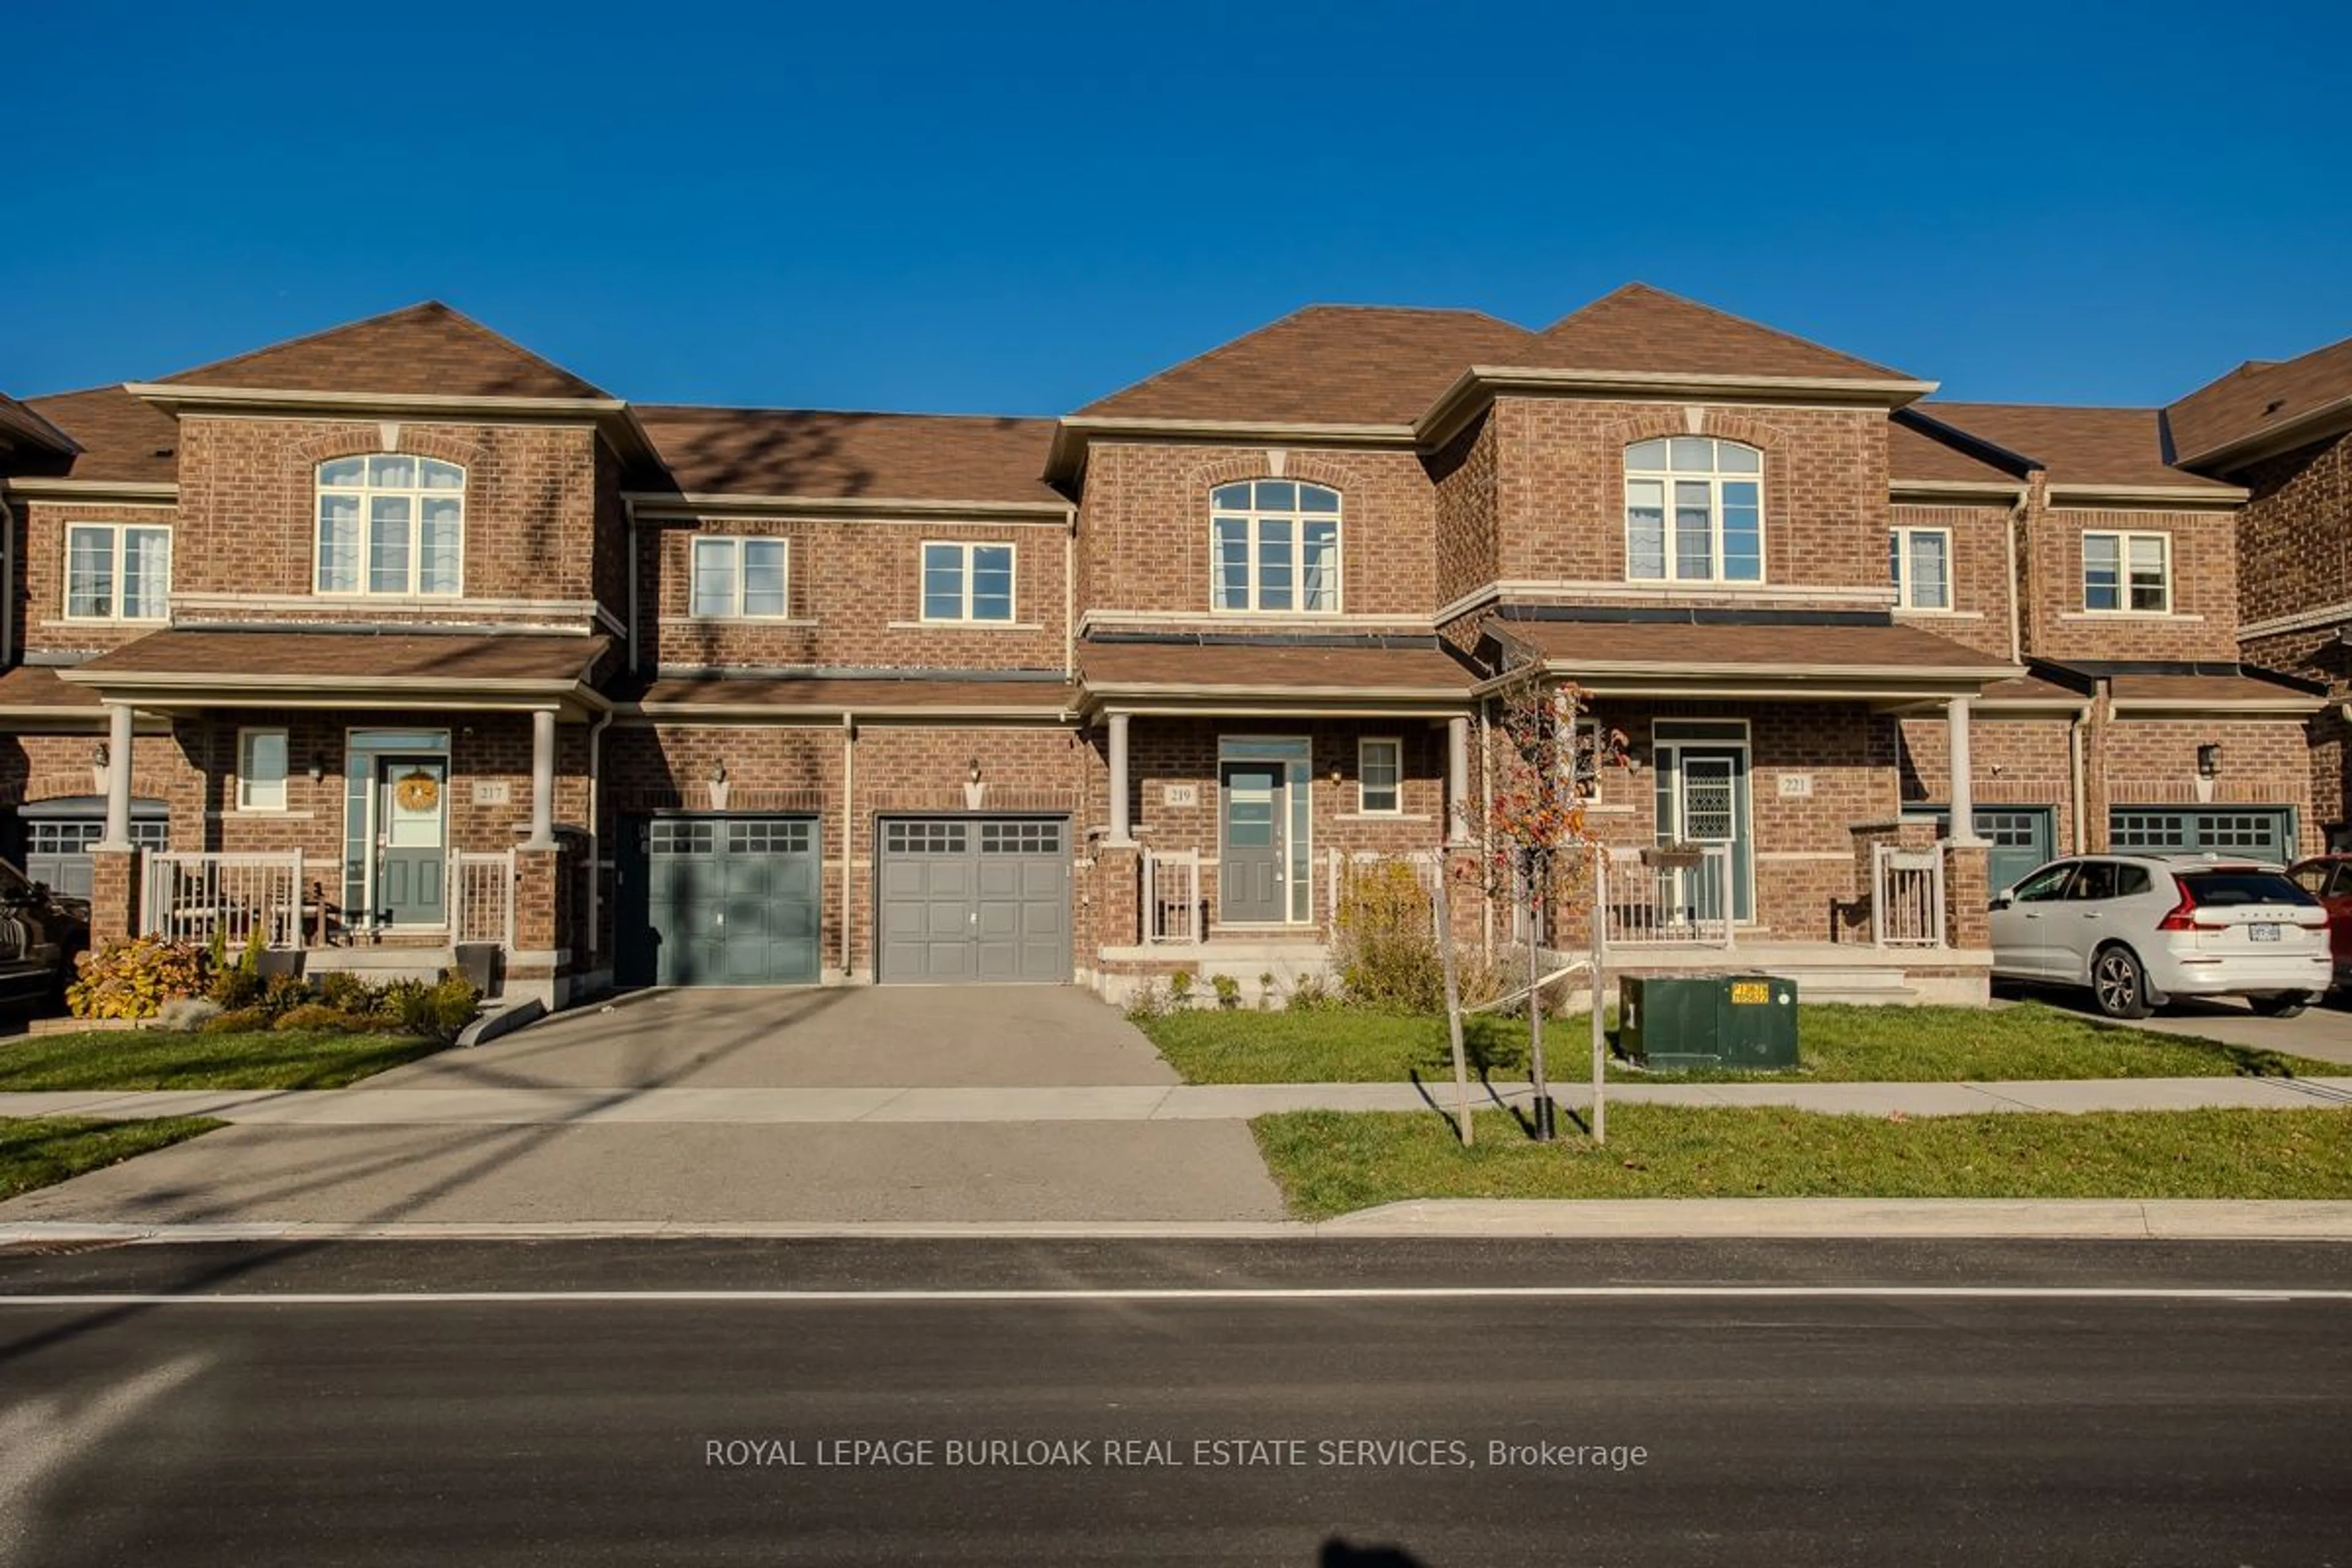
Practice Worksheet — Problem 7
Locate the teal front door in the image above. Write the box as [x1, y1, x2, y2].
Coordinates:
[375, 757, 447, 928]
[1663, 747, 1752, 922]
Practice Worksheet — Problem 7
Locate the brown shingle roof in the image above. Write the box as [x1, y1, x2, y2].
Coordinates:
[2106, 672, 2323, 709]
[2166, 333, 2352, 466]
[635, 407, 1061, 507]
[1889, 412, 2027, 486]
[1520, 284, 1913, 382]
[1493, 618, 2014, 676]
[16, 385, 179, 484]
[1980, 674, 2090, 706]
[158, 301, 609, 400]
[633, 675, 1077, 714]
[1920, 403, 2237, 494]
[71, 630, 609, 686]
[1079, 639, 1473, 696]
[0, 665, 102, 712]
[1076, 306, 1535, 426]
[0, 394, 77, 458]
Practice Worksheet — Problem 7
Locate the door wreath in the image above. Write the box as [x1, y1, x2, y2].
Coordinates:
[393, 771, 441, 813]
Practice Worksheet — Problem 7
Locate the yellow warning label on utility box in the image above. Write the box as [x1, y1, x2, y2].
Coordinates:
[1729, 981, 1770, 1005]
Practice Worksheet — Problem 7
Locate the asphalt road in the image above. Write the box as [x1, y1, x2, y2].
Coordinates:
[2, 1239, 2348, 1566]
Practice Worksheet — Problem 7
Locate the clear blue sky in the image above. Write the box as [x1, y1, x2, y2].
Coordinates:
[8, 0, 2348, 415]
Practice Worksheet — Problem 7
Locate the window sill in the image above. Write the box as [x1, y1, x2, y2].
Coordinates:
[1892, 608, 1982, 619]
[888, 620, 1044, 631]
[1335, 812, 1429, 823]
[685, 616, 818, 627]
[210, 809, 315, 821]
[1619, 578, 1771, 591]
[44, 617, 168, 628]
[2059, 611, 2199, 622]
[311, 592, 468, 604]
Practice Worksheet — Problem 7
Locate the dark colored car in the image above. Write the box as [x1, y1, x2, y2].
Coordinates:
[0, 854, 90, 1005]
[2288, 856, 2352, 988]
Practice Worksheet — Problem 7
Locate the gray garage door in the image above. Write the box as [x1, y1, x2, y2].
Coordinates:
[2109, 807, 2293, 862]
[633, 816, 821, 987]
[877, 816, 1071, 984]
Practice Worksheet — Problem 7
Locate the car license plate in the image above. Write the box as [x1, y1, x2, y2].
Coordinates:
[2250, 924, 2280, 942]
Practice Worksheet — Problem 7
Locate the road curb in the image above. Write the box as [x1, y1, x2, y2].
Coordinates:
[7, 1199, 2352, 1246]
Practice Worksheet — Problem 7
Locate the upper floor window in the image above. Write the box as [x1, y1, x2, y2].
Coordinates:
[922, 541, 1016, 623]
[691, 536, 790, 618]
[2082, 530, 2169, 613]
[1211, 481, 1340, 612]
[65, 523, 170, 620]
[1890, 526, 1951, 610]
[316, 455, 463, 596]
[1624, 438, 1762, 583]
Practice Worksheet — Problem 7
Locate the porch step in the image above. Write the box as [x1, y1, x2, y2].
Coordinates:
[306, 948, 456, 984]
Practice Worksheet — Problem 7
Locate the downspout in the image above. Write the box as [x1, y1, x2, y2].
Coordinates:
[583, 708, 614, 959]
[1063, 502, 1077, 680]
[2003, 486, 2026, 665]
[1, 492, 16, 668]
[840, 710, 856, 980]
[624, 498, 641, 674]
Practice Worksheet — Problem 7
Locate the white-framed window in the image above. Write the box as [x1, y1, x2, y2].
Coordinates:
[1358, 737, 1402, 814]
[1624, 437, 1763, 582]
[921, 541, 1016, 623]
[690, 535, 790, 618]
[1211, 480, 1341, 612]
[1890, 526, 1953, 610]
[236, 728, 289, 812]
[316, 454, 464, 596]
[64, 523, 171, 620]
[2083, 531, 2169, 613]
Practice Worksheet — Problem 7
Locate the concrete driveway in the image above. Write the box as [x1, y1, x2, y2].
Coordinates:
[1996, 981, 2352, 1068]
[0, 987, 1287, 1227]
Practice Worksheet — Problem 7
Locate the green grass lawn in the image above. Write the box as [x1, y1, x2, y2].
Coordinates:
[0, 1029, 446, 1091]
[0, 1116, 224, 1202]
[1137, 1001, 2336, 1085]
[1254, 1106, 2352, 1218]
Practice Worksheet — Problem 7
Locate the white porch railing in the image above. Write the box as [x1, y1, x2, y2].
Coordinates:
[1599, 844, 1736, 948]
[1140, 848, 1202, 946]
[1872, 843, 1946, 948]
[451, 850, 518, 949]
[1325, 848, 1442, 930]
[141, 851, 311, 949]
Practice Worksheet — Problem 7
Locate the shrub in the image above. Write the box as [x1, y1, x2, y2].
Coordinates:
[1166, 970, 1195, 1008]
[375, 971, 481, 1043]
[1210, 973, 1241, 1009]
[315, 971, 380, 1014]
[1286, 974, 1343, 1012]
[1333, 858, 1444, 1012]
[207, 964, 265, 1011]
[157, 997, 224, 1033]
[66, 937, 208, 1020]
[1257, 971, 1277, 1010]
[272, 1003, 367, 1034]
[200, 1006, 271, 1035]
[1122, 979, 1168, 1021]
[257, 972, 314, 1020]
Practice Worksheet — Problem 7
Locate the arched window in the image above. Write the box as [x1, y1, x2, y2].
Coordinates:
[315, 454, 464, 596]
[1210, 480, 1341, 612]
[1623, 438, 1762, 583]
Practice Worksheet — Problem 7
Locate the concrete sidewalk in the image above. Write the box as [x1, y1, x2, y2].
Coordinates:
[6, 1074, 2350, 1125]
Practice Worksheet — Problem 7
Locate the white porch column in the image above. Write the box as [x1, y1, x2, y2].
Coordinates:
[525, 708, 558, 850]
[1106, 712, 1132, 845]
[97, 702, 135, 851]
[1946, 695, 1981, 843]
[1446, 716, 1471, 843]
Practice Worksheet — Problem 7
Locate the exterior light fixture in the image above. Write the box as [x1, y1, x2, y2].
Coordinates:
[307, 754, 326, 783]
[2197, 744, 2222, 778]
[968, 757, 982, 784]
[91, 742, 109, 769]
[708, 761, 728, 785]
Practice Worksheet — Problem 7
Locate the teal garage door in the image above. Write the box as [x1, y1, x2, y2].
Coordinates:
[622, 816, 821, 986]
[1907, 805, 2055, 895]
[2109, 807, 2293, 862]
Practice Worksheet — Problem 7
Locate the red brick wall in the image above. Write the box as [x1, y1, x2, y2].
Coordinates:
[2092, 714, 2317, 856]
[644, 517, 1068, 672]
[1428, 411, 1498, 624]
[1077, 443, 1436, 619]
[2234, 431, 2352, 630]
[1890, 501, 2016, 659]
[1897, 714, 2080, 851]
[171, 415, 606, 609]
[2023, 506, 2242, 662]
[1491, 398, 1892, 598]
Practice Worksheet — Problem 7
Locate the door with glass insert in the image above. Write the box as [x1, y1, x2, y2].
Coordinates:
[1665, 749, 1752, 923]
[375, 757, 448, 928]
[1219, 763, 1286, 923]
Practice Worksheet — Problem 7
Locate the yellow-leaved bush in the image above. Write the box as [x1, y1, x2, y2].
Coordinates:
[66, 937, 208, 1020]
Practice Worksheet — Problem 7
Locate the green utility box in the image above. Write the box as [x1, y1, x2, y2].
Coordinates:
[1619, 974, 1800, 1071]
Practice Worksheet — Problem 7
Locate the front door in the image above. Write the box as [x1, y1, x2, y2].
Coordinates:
[1220, 761, 1286, 923]
[375, 757, 447, 928]
[1667, 749, 1752, 922]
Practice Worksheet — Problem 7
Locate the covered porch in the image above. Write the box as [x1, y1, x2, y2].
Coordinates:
[56, 628, 614, 1008]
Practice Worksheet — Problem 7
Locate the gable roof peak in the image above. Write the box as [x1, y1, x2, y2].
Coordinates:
[1523, 281, 1916, 385]
[155, 299, 610, 401]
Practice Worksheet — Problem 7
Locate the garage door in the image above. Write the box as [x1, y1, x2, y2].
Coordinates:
[622, 816, 821, 987]
[2109, 807, 2293, 862]
[1907, 805, 2054, 894]
[877, 816, 1070, 984]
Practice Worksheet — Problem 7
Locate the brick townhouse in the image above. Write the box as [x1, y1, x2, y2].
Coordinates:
[0, 287, 2334, 1010]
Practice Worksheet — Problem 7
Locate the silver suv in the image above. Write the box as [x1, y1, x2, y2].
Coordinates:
[1988, 854, 2329, 1020]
